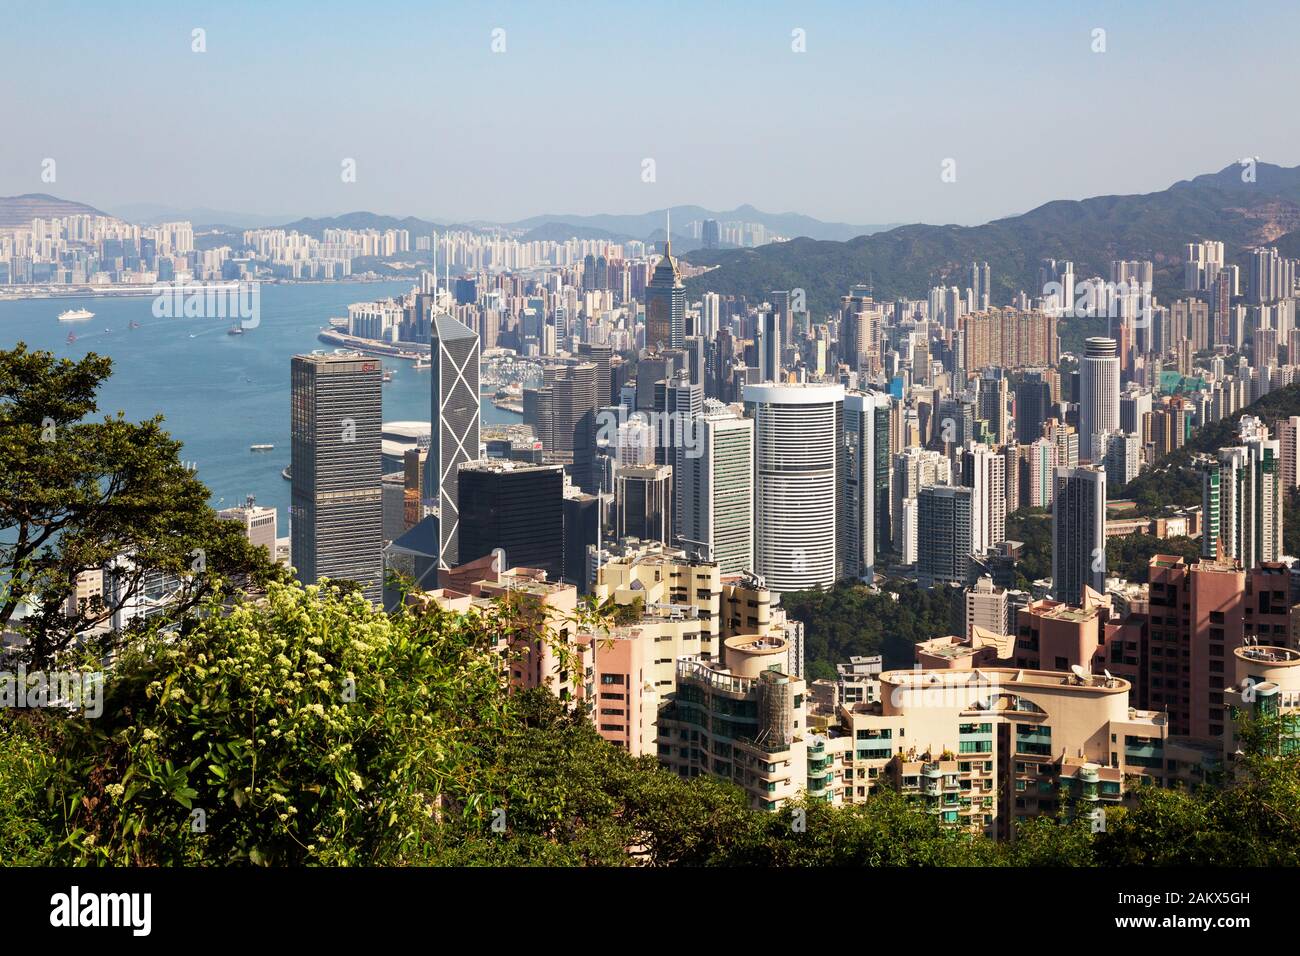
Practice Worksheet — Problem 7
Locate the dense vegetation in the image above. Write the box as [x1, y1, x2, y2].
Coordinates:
[5, 575, 1300, 867]
[781, 581, 961, 678]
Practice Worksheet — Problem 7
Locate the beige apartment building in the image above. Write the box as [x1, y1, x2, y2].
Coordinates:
[658, 633, 809, 811]
[808, 666, 1168, 839]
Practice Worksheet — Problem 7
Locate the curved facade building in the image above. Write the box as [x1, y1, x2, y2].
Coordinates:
[744, 382, 843, 594]
[1079, 336, 1120, 461]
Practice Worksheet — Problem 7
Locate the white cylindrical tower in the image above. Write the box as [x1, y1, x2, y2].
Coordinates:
[1080, 336, 1120, 461]
[744, 382, 843, 593]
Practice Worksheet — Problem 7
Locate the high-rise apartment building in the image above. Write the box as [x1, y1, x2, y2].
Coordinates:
[841, 391, 891, 580]
[1199, 416, 1283, 568]
[290, 352, 384, 601]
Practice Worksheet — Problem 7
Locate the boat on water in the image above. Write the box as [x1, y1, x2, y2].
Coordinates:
[250, 443, 274, 452]
[227, 325, 245, 336]
[382, 368, 395, 383]
[66, 332, 77, 344]
[413, 358, 430, 370]
[281, 466, 292, 481]
[57, 308, 94, 322]
[129, 320, 141, 329]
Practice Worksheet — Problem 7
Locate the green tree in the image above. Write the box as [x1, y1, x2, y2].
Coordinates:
[0, 344, 283, 666]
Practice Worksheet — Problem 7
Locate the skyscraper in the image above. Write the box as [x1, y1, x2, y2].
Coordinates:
[1079, 337, 1120, 462]
[457, 459, 564, 581]
[615, 464, 673, 545]
[290, 353, 384, 601]
[758, 307, 781, 382]
[645, 216, 685, 350]
[675, 402, 754, 573]
[841, 391, 891, 580]
[1051, 465, 1106, 603]
[745, 382, 843, 593]
[426, 314, 481, 569]
[1014, 378, 1051, 444]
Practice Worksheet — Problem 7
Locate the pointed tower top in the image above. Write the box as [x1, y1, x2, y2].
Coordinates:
[664, 208, 672, 258]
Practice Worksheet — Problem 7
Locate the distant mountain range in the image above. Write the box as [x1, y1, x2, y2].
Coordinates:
[0, 193, 109, 229]
[682, 162, 1300, 316]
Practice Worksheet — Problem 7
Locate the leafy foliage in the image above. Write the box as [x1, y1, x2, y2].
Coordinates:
[0, 343, 285, 666]
[781, 581, 960, 679]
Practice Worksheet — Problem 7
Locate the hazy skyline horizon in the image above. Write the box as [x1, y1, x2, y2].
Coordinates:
[5, 0, 1300, 228]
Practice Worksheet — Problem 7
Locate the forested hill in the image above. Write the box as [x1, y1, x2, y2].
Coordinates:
[683, 162, 1300, 316]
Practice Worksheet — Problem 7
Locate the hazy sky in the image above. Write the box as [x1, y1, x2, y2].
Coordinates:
[3, 0, 1298, 226]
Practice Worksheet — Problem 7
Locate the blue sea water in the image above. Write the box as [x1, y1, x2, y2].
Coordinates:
[0, 282, 520, 530]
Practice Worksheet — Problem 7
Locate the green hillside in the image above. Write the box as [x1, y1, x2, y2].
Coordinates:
[684, 162, 1300, 317]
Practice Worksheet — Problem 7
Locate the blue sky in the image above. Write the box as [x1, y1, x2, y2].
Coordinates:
[3, 0, 1297, 225]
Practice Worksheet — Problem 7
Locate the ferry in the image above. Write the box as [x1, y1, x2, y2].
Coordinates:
[382, 368, 395, 383]
[227, 325, 245, 336]
[57, 307, 94, 322]
[250, 443, 274, 453]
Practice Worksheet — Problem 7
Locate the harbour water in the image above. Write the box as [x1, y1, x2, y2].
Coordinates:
[0, 282, 521, 528]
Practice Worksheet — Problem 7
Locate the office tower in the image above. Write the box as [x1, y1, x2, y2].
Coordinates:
[1199, 416, 1283, 568]
[614, 414, 655, 466]
[615, 464, 673, 544]
[965, 576, 1009, 638]
[758, 307, 781, 382]
[842, 392, 891, 580]
[1079, 337, 1120, 461]
[702, 218, 721, 250]
[976, 373, 1009, 445]
[917, 485, 975, 587]
[1051, 465, 1106, 603]
[290, 353, 384, 601]
[426, 314, 481, 568]
[217, 495, 277, 556]
[745, 382, 844, 593]
[771, 289, 793, 343]
[578, 342, 613, 406]
[547, 362, 598, 492]
[457, 460, 564, 580]
[645, 221, 685, 350]
[675, 403, 754, 573]
[970, 261, 991, 308]
[892, 447, 950, 553]
[1015, 378, 1052, 444]
[562, 491, 600, 590]
[961, 443, 1005, 555]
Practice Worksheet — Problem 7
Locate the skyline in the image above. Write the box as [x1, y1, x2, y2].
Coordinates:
[5, 1, 1300, 226]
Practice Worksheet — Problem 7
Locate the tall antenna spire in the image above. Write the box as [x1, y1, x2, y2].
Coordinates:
[665, 208, 672, 258]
